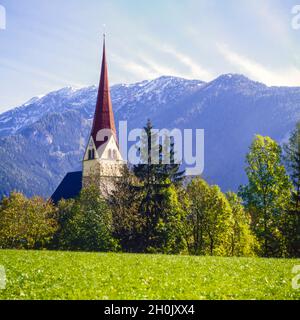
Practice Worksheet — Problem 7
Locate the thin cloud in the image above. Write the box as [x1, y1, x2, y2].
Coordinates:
[217, 43, 300, 86]
[161, 45, 213, 81]
[137, 35, 214, 81]
[0, 57, 85, 88]
[137, 54, 188, 79]
[110, 54, 157, 81]
[111, 52, 194, 82]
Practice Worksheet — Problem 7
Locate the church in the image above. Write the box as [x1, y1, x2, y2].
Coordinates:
[51, 36, 125, 204]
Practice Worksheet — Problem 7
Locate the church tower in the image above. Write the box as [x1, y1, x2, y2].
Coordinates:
[82, 35, 124, 193]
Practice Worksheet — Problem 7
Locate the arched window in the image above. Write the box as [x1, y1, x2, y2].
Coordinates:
[108, 149, 112, 159]
[113, 150, 117, 160]
[88, 149, 95, 160]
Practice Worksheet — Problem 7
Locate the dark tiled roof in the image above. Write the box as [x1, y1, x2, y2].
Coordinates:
[51, 171, 82, 204]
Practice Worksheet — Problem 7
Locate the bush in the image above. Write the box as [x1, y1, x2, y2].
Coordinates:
[0, 192, 57, 249]
[55, 186, 119, 252]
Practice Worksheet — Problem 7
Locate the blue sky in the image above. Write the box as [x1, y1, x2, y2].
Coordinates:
[0, 0, 299, 112]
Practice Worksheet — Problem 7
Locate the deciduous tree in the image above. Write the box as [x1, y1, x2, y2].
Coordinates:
[239, 135, 292, 257]
[186, 178, 234, 256]
[226, 192, 258, 256]
[56, 186, 118, 252]
[283, 122, 300, 257]
[0, 192, 57, 249]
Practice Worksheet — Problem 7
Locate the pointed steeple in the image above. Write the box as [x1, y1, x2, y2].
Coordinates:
[91, 34, 117, 149]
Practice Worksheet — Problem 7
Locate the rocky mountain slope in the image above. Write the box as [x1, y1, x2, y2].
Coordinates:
[0, 74, 299, 198]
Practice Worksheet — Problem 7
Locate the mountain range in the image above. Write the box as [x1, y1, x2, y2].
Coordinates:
[0, 74, 299, 198]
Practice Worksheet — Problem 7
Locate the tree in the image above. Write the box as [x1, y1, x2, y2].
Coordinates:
[133, 120, 184, 185]
[283, 122, 300, 257]
[153, 184, 187, 254]
[184, 178, 209, 255]
[239, 135, 292, 257]
[185, 178, 234, 256]
[226, 192, 258, 256]
[132, 120, 186, 253]
[284, 122, 300, 210]
[0, 192, 57, 249]
[109, 166, 146, 252]
[56, 186, 118, 252]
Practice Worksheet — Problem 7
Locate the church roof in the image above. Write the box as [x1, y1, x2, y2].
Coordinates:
[91, 36, 117, 149]
[51, 171, 82, 204]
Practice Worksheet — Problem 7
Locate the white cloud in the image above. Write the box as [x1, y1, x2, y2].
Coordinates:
[161, 45, 213, 81]
[110, 54, 157, 81]
[137, 54, 188, 79]
[0, 57, 85, 88]
[136, 35, 214, 81]
[111, 50, 204, 82]
[217, 43, 300, 86]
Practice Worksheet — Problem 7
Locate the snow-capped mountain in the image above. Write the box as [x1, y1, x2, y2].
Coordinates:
[0, 75, 299, 198]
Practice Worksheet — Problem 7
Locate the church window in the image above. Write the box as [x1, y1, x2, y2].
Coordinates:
[113, 150, 117, 160]
[88, 149, 95, 160]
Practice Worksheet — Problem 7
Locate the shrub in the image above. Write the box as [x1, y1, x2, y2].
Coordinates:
[0, 192, 57, 249]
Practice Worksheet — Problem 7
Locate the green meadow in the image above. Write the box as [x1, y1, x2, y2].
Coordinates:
[0, 250, 299, 300]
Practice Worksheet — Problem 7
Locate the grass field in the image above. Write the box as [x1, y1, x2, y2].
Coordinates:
[0, 250, 299, 300]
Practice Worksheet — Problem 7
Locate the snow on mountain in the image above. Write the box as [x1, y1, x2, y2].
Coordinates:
[0, 75, 299, 198]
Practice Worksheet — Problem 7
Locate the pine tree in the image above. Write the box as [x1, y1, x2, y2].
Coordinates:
[133, 120, 185, 252]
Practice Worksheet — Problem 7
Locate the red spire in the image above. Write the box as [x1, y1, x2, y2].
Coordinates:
[91, 35, 117, 149]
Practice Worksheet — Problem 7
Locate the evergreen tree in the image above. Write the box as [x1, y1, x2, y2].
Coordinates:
[133, 120, 185, 252]
[134, 120, 184, 185]
[239, 135, 292, 257]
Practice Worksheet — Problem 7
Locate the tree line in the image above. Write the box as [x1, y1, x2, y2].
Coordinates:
[0, 121, 299, 258]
